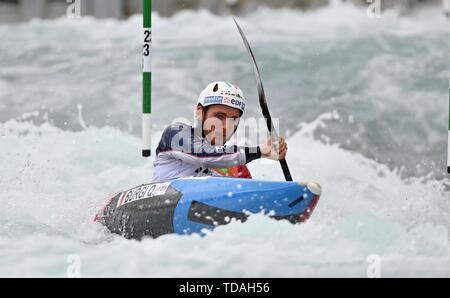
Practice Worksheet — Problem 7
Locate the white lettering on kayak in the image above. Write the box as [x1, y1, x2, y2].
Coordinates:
[116, 182, 171, 208]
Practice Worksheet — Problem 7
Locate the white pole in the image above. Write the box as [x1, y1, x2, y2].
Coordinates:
[447, 78, 450, 174]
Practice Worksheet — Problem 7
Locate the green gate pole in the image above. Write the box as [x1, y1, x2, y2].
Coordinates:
[142, 0, 152, 157]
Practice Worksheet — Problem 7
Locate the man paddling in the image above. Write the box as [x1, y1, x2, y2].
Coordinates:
[152, 81, 288, 182]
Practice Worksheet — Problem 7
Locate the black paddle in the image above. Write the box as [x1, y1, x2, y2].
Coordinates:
[234, 18, 293, 182]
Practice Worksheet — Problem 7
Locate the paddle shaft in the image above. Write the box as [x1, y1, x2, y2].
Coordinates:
[234, 18, 293, 181]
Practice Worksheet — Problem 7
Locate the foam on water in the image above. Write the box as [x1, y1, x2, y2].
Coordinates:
[0, 2, 450, 277]
[0, 3, 449, 178]
[0, 116, 449, 277]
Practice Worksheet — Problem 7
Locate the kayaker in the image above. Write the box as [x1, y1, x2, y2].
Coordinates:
[152, 81, 288, 182]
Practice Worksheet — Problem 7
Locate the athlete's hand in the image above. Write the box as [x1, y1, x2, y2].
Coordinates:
[260, 137, 288, 161]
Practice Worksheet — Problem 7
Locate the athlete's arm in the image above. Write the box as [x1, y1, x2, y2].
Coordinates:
[156, 123, 262, 168]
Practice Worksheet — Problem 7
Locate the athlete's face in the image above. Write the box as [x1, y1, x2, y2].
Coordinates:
[199, 104, 241, 146]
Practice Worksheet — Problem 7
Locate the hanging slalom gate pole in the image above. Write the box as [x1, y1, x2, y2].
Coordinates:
[447, 78, 450, 173]
[142, 0, 152, 157]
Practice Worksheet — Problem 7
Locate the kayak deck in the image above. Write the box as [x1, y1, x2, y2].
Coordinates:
[95, 177, 321, 240]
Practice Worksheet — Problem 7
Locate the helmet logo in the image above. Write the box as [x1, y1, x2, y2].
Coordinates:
[199, 82, 245, 113]
[231, 98, 245, 110]
[220, 90, 243, 99]
[204, 96, 224, 105]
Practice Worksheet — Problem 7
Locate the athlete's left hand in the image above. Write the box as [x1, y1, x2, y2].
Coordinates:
[260, 136, 288, 161]
[277, 137, 288, 160]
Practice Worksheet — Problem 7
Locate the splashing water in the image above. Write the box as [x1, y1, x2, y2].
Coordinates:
[0, 3, 449, 277]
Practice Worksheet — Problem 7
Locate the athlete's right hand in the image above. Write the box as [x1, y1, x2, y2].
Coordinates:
[260, 137, 288, 161]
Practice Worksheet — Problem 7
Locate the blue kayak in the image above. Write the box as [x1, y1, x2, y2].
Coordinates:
[95, 177, 322, 240]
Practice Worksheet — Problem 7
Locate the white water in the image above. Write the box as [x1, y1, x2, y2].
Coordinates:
[1, 115, 449, 277]
[0, 3, 450, 277]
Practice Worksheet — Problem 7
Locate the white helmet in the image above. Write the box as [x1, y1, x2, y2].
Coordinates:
[197, 81, 246, 116]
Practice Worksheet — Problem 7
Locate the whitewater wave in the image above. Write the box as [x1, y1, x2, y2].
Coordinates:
[0, 116, 448, 277]
[1, 1, 450, 277]
[1, 3, 449, 180]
